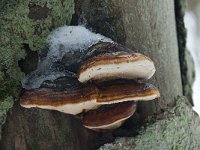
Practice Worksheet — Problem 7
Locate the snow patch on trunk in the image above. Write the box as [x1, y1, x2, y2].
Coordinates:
[22, 26, 112, 89]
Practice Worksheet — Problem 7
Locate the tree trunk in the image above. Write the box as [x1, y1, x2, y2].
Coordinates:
[0, 0, 185, 150]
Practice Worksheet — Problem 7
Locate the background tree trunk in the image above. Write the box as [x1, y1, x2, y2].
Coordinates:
[0, 0, 186, 150]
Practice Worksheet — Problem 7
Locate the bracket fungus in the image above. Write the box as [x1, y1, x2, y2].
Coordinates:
[78, 42, 155, 83]
[82, 102, 137, 131]
[19, 26, 160, 131]
[20, 80, 159, 115]
[20, 87, 99, 115]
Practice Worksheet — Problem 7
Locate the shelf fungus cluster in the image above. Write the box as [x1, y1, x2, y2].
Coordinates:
[20, 42, 160, 131]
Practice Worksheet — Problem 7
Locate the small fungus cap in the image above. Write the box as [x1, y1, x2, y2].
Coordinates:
[82, 101, 137, 131]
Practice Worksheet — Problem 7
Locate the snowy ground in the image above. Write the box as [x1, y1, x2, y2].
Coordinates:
[184, 12, 200, 115]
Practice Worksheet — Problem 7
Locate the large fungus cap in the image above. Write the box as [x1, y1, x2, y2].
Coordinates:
[20, 77, 100, 115]
[82, 101, 137, 131]
[78, 42, 155, 83]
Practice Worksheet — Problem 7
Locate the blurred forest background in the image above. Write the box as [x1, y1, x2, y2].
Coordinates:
[185, 0, 200, 115]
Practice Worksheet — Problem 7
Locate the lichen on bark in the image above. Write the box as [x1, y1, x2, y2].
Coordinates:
[99, 96, 200, 150]
[0, 0, 74, 138]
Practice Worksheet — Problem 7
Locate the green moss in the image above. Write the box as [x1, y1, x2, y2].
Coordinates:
[0, 0, 74, 137]
[0, 96, 14, 125]
[99, 97, 200, 150]
[132, 97, 200, 150]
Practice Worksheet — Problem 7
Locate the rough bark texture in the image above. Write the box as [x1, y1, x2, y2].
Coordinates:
[2, 102, 117, 150]
[0, 0, 188, 150]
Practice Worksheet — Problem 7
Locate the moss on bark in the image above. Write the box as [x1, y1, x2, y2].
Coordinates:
[99, 96, 200, 150]
[0, 0, 74, 138]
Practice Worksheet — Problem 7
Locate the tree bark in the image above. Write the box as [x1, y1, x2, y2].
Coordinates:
[0, 0, 184, 150]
